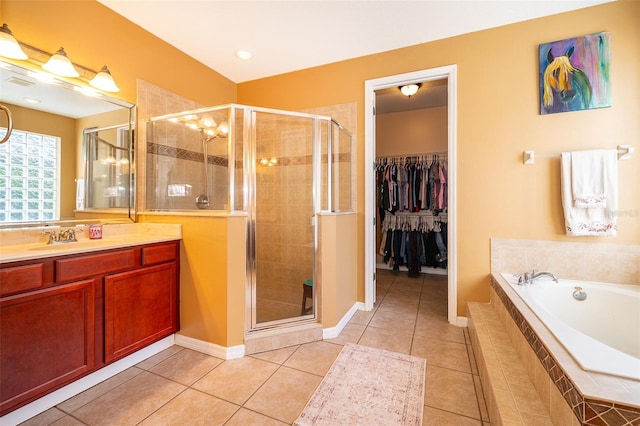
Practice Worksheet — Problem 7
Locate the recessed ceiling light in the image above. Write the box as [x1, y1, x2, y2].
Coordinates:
[23, 97, 41, 104]
[236, 50, 252, 60]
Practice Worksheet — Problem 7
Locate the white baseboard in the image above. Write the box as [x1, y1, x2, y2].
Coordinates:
[174, 333, 245, 360]
[1, 335, 175, 426]
[322, 302, 363, 339]
[456, 316, 468, 327]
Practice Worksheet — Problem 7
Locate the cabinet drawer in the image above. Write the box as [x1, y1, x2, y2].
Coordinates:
[142, 242, 177, 266]
[57, 249, 137, 282]
[0, 262, 54, 297]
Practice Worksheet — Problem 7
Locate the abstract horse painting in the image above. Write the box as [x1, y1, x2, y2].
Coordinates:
[539, 32, 611, 115]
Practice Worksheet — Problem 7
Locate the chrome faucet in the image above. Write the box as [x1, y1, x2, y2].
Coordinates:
[42, 228, 77, 244]
[517, 269, 558, 285]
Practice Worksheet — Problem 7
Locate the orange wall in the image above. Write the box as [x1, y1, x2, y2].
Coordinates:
[238, 1, 640, 313]
[376, 106, 448, 157]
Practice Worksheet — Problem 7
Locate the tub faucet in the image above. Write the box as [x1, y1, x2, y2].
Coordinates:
[517, 269, 558, 285]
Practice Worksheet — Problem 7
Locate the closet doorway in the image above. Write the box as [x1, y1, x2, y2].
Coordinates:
[364, 65, 459, 326]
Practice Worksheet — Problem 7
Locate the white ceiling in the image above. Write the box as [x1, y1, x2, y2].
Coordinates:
[99, 0, 613, 84]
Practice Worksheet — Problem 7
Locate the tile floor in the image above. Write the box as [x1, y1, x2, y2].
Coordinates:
[21, 270, 490, 425]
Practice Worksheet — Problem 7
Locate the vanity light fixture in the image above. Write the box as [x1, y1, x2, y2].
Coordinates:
[0, 23, 28, 60]
[89, 66, 120, 92]
[1, 24, 121, 94]
[43, 47, 79, 77]
[399, 83, 422, 97]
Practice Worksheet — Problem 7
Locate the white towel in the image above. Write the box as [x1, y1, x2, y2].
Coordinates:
[561, 150, 618, 236]
[571, 150, 608, 208]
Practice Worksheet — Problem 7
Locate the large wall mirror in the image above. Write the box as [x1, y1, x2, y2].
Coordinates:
[0, 59, 135, 228]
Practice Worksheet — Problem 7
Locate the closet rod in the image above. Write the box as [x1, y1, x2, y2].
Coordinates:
[376, 152, 447, 163]
[523, 145, 633, 165]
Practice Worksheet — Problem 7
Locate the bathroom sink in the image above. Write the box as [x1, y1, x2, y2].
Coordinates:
[28, 239, 123, 251]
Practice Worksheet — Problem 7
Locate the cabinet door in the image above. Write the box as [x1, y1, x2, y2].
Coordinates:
[104, 263, 178, 363]
[0, 280, 95, 416]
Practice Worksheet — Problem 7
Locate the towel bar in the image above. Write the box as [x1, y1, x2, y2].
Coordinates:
[523, 145, 634, 165]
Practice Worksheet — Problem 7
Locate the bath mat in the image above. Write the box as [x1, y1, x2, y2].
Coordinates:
[294, 343, 425, 426]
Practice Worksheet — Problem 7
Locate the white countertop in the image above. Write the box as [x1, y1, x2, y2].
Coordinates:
[0, 223, 182, 264]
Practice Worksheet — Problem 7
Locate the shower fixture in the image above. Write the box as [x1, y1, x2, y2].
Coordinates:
[195, 132, 217, 209]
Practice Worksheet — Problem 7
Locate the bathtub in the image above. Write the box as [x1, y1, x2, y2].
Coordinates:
[501, 273, 640, 381]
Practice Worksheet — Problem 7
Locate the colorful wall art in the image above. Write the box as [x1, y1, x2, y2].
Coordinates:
[539, 32, 611, 115]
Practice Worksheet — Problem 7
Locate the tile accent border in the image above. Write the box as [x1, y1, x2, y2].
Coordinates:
[147, 142, 228, 167]
[490, 277, 640, 425]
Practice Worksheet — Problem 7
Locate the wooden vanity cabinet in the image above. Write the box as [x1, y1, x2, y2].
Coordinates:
[0, 279, 95, 416]
[0, 240, 180, 416]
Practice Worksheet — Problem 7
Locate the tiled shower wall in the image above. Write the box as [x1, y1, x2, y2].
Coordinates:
[136, 79, 201, 213]
[146, 119, 230, 210]
[137, 79, 356, 316]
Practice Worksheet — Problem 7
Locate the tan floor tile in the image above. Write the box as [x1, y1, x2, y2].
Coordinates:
[467, 341, 480, 376]
[378, 294, 420, 315]
[149, 348, 223, 385]
[57, 367, 144, 413]
[473, 374, 490, 422]
[358, 325, 414, 354]
[284, 341, 343, 376]
[225, 408, 289, 425]
[244, 366, 322, 424]
[192, 356, 278, 405]
[138, 388, 239, 425]
[349, 309, 374, 325]
[419, 300, 448, 319]
[20, 407, 66, 425]
[249, 344, 298, 364]
[425, 365, 480, 420]
[412, 335, 471, 373]
[135, 345, 184, 370]
[414, 315, 465, 344]
[369, 307, 417, 331]
[423, 406, 483, 425]
[50, 416, 87, 426]
[325, 322, 365, 345]
[71, 371, 186, 425]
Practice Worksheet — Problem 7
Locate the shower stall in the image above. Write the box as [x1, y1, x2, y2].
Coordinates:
[83, 124, 133, 210]
[145, 104, 352, 332]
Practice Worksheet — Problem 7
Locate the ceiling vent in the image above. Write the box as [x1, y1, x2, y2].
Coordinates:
[7, 76, 35, 87]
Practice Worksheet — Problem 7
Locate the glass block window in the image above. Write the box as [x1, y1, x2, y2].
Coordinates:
[0, 128, 60, 223]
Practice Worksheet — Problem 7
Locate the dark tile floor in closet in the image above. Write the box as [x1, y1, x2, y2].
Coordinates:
[20, 269, 489, 425]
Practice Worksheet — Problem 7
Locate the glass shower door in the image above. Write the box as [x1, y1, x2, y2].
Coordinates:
[249, 111, 316, 328]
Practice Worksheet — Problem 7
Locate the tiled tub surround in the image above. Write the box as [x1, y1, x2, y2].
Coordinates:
[486, 238, 640, 425]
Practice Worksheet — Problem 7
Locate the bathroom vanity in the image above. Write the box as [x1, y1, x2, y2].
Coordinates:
[0, 230, 181, 416]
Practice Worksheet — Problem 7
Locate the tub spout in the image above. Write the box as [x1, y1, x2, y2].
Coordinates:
[517, 270, 558, 285]
[531, 271, 558, 283]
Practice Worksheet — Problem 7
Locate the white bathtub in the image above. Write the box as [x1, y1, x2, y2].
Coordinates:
[501, 273, 640, 381]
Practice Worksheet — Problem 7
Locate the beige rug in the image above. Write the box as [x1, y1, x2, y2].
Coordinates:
[294, 343, 426, 425]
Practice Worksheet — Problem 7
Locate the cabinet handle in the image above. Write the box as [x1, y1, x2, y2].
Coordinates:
[1, 104, 13, 144]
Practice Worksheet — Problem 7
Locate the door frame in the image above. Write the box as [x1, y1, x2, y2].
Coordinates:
[364, 64, 460, 325]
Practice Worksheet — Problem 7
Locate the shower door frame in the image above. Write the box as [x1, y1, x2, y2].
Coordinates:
[244, 107, 324, 333]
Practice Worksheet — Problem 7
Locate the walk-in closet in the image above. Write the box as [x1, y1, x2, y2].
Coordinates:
[374, 79, 449, 279]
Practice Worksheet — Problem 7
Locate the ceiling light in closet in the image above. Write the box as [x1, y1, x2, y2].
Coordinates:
[399, 83, 421, 97]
